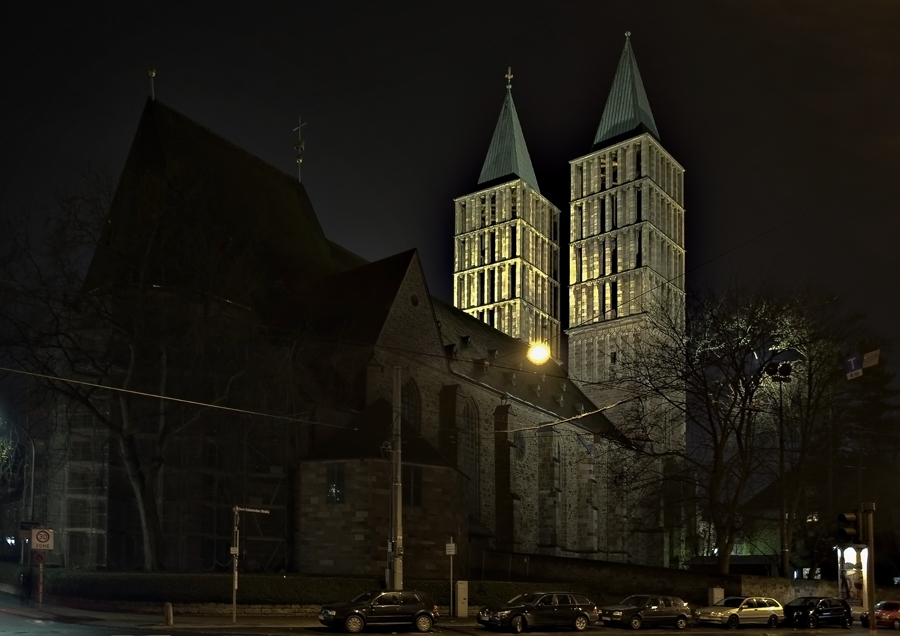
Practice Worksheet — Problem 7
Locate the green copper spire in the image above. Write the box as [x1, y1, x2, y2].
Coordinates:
[478, 68, 541, 193]
[593, 32, 660, 149]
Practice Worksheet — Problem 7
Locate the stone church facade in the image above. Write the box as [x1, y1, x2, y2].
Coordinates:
[454, 35, 688, 568]
[5, 35, 688, 576]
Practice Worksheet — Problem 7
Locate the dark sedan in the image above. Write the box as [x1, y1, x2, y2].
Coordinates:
[318, 590, 439, 633]
[600, 595, 691, 630]
[478, 591, 600, 633]
[782, 597, 852, 629]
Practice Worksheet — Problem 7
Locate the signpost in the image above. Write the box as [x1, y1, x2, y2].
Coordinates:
[231, 506, 270, 625]
[446, 537, 456, 617]
[30, 528, 53, 608]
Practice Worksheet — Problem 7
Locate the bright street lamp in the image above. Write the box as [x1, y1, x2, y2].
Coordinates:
[526, 342, 551, 365]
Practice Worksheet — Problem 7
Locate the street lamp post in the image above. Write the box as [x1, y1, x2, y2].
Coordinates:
[765, 360, 793, 578]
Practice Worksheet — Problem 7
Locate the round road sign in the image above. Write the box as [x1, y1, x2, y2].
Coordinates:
[35, 530, 50, 543]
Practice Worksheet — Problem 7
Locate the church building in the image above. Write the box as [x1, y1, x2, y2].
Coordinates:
[5, 34, 688, 577]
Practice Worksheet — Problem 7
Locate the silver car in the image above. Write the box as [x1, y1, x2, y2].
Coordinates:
[693, 596, 784, 629]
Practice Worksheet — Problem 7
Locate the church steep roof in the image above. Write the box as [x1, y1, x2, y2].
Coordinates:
[592, 33, 660, 150]
[84, 98, 339, 316]
[477, 85, 541, 193]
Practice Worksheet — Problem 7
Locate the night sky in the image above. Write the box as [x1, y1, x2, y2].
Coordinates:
[2, 1, 898, 361]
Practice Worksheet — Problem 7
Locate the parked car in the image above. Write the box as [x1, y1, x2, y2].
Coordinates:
[693, 596, 784, 629]
[860, 600, 900, 630]
[782, 597, 852, 628]
[600, 594, 692, 629]
[477, 591, 600, 633]
[318, 590, 439, 633]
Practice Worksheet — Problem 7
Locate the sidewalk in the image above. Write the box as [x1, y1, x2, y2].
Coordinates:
[0, 592, 480, 630]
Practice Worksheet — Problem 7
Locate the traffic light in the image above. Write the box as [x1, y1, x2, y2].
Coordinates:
[836, 512, 860, 543]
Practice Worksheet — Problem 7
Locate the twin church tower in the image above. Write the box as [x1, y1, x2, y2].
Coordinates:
[453, 33, 686, 408]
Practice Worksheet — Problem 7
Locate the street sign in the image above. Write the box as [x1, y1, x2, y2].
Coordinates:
[33, 551, 44, 564]
[31, 528, 53, 551]
[445, 542, 456, 555]
[229, 546, 239, 555]
[862, 350, 880, 368]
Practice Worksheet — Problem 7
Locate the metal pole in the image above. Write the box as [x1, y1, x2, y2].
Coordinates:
[449, 537, 454, 618]
[779, 380, 789, 577]
[391, 366, 403, 590]
[864, 503, 876, 636]
[232, 506, 239, 625]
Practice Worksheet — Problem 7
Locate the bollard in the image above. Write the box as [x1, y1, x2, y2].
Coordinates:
[164, 601, 174, 626]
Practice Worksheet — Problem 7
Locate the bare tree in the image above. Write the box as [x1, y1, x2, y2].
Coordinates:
[0, 167, 295, 570]
[614, 284, 806, 574]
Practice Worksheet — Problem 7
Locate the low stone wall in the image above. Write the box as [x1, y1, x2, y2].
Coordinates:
[41, 595, 324, 616]
[476, 551, 837, 606]
[738, 575, 836, 601]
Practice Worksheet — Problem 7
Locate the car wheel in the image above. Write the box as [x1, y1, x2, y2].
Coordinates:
[841, 616, 851, 629]
[892, 619, 900, 630]
[415, 614, 433, 632]
[510, 615, 526, 634]
[573, 614, 589, 631]
[726, 614, 739, 630]
[767, 615, 778, 628]
[629, 615, 643, 630]
[807, 615, 818, 629]
[344, 615, 365, 634]
[676, 616, 688, 630]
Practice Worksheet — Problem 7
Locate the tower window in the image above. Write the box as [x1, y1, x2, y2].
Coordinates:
[477, 271, 485, 305]
[402, 381, 420, 432]
[402, 466, 422, 507]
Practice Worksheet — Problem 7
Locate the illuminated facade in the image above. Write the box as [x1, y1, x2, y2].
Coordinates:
[567, 34, 685, 410]
[453, 79, 561, 356]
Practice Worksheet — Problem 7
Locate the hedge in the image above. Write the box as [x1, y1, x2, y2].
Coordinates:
[0, 562, 610, 607]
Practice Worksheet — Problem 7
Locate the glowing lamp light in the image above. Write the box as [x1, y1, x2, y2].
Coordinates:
[527, 342, 551, 365]
[843, 546, 857, 564]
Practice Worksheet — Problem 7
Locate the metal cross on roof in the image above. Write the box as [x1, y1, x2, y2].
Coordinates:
[505, 67, 513, 89]
[293, 116, 307, 182]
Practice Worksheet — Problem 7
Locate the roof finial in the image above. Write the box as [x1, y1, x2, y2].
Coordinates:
[505, 66, 514, 90]
[625, 31, 631, 39]
[293, 116, 307, 183]
[147, 67, 157, 101]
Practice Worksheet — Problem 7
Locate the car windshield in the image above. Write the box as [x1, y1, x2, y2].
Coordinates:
[353, 591, 378, 603]
[621, 596, 649, 606]
[878, 602, 900, 611]
[715, 598, 745, 608]
[508, 593, 540, 605]
[786, 598, 817, 609]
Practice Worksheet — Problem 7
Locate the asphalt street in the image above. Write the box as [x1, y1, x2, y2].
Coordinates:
[0, 604, 885, 636]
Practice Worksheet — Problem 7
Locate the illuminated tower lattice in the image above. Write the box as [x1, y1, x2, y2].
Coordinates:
[453, 69, 561, 355]
[567, 33, 686, 404]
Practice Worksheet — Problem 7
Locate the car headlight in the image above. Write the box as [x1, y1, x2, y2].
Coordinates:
[710, 611, 723, 617]
[612, 611, 622, 617]
[496, 611, 510, 618]
[323, 609, 336, 616]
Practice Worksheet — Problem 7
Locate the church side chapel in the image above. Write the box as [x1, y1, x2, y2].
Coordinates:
[22, 34, 687, 574]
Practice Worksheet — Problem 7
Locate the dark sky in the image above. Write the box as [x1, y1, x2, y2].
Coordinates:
[2, 1, 898, 358]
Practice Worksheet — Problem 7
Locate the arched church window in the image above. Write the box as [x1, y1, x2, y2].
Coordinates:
[459, 399, 479, 516]
[401, 381, 420, 432]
